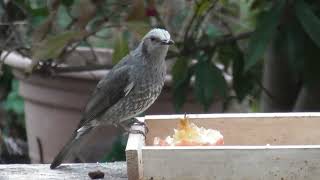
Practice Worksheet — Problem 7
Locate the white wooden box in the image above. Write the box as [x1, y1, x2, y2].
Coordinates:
[125, 113, 320, 180]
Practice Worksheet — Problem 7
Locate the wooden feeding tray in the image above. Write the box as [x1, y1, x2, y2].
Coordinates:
[125, 113, 320, 180]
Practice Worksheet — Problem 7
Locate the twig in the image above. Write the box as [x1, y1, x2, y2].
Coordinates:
[10, 22, 24, 46]
[36, 137, 44, 164]
[213, 11, 251, 31]
[60, 24, 117, 61]
[92, 33, 112, 39]
[219, 17, 233, 34]
[64, 5, 76, 29]
[84, 40, 99, 64]
[1, 29, 15, 49]
[11, 0, 31, 20]
[251, 77, 284, 106]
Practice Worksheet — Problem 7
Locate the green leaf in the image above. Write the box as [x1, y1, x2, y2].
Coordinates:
[30, 15, 47, 27]
[56, 5, 73, 29]
[172, 57, 190, 112]
[217, 44, 236, 69]
[294, 0, 320, 48]
[172, 57, 188, 82]
[194, 61, 227, 111]
[30, 7, 49, 17]
[232, 48, 255, 102]
[16, 0, 49, 17]
[4, 80, 24, 115]
[206, 24, 221, 40]
[244, 0, 285, 71]
[112, 32, 129, 64]
[0, 65, 13, 92]
[173, 73, 192, 112]
[61, 0, 75, 7]
[299, 32, 320, 86]
[102, 135, 127, 162]
[283, 17, 305, 80]
[126, 21, 150, 38]
[217, 42, 255, 102]
[196, 0, 210, 16]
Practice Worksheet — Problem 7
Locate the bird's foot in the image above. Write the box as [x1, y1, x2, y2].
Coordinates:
[130, 118, 149, 133]
[128, 129, 146, 139]
[121, 118, 149, 134]
[119, 123, 146, 139]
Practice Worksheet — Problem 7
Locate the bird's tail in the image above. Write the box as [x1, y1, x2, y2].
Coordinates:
[50, 126, 92, 169]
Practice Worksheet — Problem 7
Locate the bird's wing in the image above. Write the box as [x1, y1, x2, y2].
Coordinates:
[78, 64, 134, 128]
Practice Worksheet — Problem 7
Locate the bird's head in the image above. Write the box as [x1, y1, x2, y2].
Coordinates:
[141, 28, 174, 57]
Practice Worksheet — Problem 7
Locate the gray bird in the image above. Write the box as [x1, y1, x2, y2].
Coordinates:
[50, 28, 173, 169]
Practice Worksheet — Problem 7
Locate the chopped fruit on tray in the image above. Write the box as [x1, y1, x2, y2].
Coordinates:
[153, 115, 224, 146]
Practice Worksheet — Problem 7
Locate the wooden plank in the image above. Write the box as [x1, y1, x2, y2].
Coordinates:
[0, 162, 127, 180]
[145, 112, 320, 119]
[125, 117, 145, 180]
[145, 113, 320, 145]
[142, 146, 320, 180]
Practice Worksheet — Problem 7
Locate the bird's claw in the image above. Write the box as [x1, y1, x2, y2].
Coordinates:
[124, 118, 149, 134]
[119, 121, 147, 139]
[127, 129, 146, 139]
[132, 120, 149, 134]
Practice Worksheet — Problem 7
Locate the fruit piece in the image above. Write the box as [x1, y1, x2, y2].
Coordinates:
[153, 115, 224, 146]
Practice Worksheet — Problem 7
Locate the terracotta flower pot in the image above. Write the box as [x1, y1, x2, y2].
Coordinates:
[6, 48, 122, 163]
[3, 48, 222, 163]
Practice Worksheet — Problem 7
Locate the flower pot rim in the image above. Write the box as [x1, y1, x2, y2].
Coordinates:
[2, 47, 114, 80]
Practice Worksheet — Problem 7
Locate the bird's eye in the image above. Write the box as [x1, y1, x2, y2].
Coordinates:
[150, 37, 156, 41]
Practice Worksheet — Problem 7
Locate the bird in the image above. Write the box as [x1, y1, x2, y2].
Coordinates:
[50, 28, 174, 169]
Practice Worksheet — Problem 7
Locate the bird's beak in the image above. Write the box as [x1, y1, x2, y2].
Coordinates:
[161, 39, 174, 45]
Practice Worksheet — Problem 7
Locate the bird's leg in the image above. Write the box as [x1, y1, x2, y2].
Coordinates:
[126, 118, 149, 133]
[118, 122, 146, 139]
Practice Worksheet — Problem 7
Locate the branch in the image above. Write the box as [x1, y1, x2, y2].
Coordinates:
[83, 40, 99, 64]
[191, 0, 219, 39]
[183, 5, 198, 42]
[214, 31, 253, 46]
[59, 23, 118, 61]
[199, 31, 253, 51]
